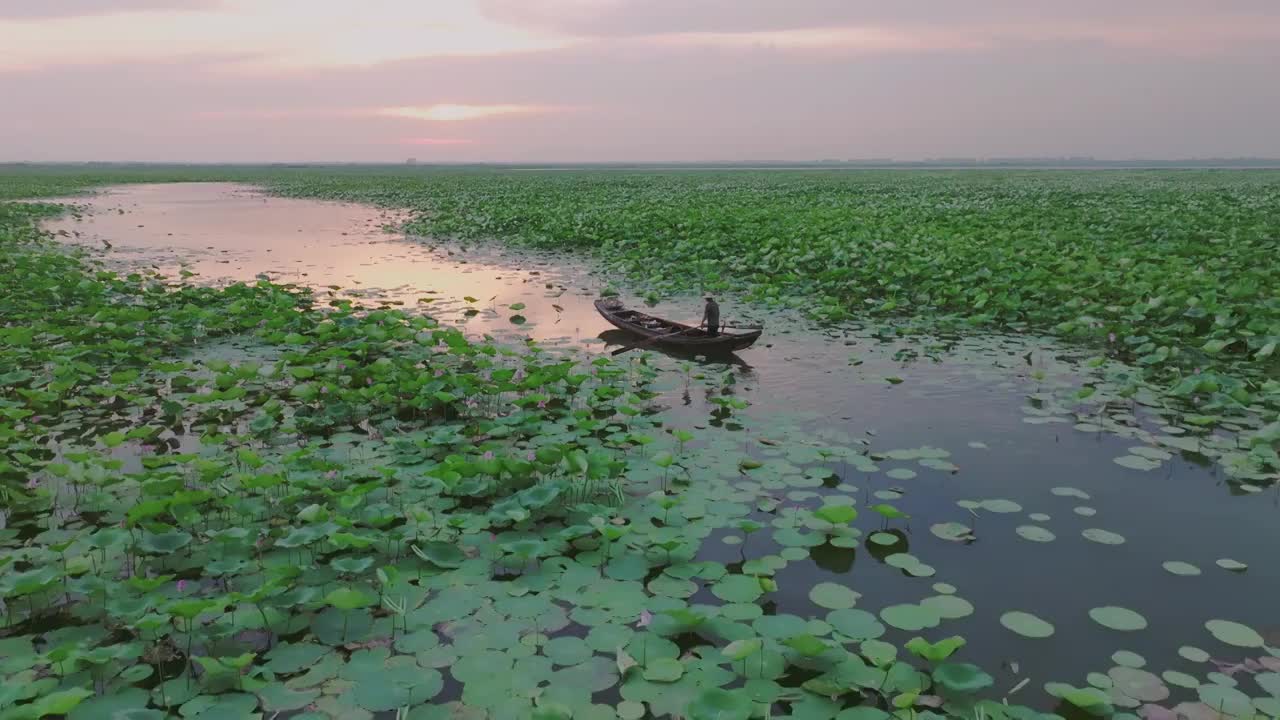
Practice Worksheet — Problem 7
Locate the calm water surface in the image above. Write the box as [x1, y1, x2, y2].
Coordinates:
[44, 183, 1280, 710]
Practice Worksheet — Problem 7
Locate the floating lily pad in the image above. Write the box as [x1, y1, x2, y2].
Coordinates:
[1205, 619, 1265, 648]
[1108, 667, 1168, 703]
[1082, 528, 1126, 545]
[686, 689, 752, 720]
[826, 609, 886, 640]
[1179, 646, 1210, 663]
[930, 523, 975, 542]
[933, 663, 994, 694]
[1111, 650, 1145, 668]
[1162, 561, 1201, 576]
[1016, 525, 1056, 543]
[1089, 607, 1148, 632]
[1216, 558, 1248, 571]
[869, 532, 899, 546]
[880, 604, 941, 632]
[1114, 455, 1162, 471]
[1162, 671, 1201, 689]
[979, 499, 1022, 513]
[643, 657, 685, 682]
[920, 595, 974, 620]
[810, 582, 860, 610]
[1052, 487, 1091, 499]
[1198, 683, 1254, 717]
[545, 636, 592, 666]
[1000, 611, 1055, 639]
[712, 575, 764, 603]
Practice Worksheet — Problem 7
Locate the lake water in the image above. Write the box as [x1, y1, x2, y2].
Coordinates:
[44, 182, 1280, 713]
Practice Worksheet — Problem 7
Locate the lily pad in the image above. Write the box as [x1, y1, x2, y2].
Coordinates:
[1162, 561, 1201, 576]
[826, 609, 886, 640]
[1052, 487, 1091, 499]
[933, 663, 994, 694]
[809, 582, 860, 610]
[686, 688, 752, 720]
[643, 657, 685, 682]
[1016, 525, 1056, 543]
[880, 604, 941, 632]
[1082, 528, 1126, 545]
[930, 523, 974, 542]
[1089, 607, 1148, 632]
[1114, 455, 1162, 471]
[979, 499, 1022, 513]
[1205, 619, 1265, 648]
[1000, 611, 1055, 639]
[545, 636, 593, 666]
[712, 575, 764, 603]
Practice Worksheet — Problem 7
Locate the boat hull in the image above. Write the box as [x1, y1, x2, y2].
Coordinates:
[594, 298, 762, 352]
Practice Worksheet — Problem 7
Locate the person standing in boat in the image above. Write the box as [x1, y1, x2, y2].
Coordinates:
[700, 296, 720, 336]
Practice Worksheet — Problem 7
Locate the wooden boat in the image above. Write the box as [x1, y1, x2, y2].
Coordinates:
[594, 298, 762, 352]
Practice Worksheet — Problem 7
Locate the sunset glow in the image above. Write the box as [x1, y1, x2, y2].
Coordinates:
[402, 138, 475, 145]
[2, 0, 1277, 162]
[378, 105, 554, 122]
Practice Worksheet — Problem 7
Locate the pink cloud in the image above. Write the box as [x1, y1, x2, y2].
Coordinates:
[402, 138, 474, 145]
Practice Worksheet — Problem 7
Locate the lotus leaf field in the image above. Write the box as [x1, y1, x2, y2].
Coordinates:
[1, 168, 1279, 720]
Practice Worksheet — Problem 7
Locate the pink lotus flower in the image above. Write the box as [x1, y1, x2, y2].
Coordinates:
[434, 369, 444, 377]
[637, 610, 653, 628]
[482, 451, 495, 460]
[526, 452, 536, 462]
[1108, 333, 1116, 343]
[177, 580, 188, 593]
[537, 400, 547, 409]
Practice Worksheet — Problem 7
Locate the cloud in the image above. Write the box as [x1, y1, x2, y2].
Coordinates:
[0, 0, 575, 71]
[648, 27, 988, 53]
[1, 3, 1278, 162]
[377, 104, 557, 122]
[3, 36, 1278, 164]
[0, 0, 218, 20]
[477, 0, 1280, 39]
[403, 138, 475, 145]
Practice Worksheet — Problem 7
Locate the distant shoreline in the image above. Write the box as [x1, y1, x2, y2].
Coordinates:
[5, 161, 1280, 171]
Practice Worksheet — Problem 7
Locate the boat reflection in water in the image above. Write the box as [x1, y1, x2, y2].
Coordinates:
[596, 329, 755, 374]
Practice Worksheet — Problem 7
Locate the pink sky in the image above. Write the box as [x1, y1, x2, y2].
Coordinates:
[2, 0, 1279, 162]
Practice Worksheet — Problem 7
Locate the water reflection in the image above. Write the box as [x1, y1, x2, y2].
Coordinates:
[597, 329, 754, 372]
[809, 542, 856, 574]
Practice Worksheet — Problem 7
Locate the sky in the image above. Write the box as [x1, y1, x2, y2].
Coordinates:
[2, 0, 1279, 163]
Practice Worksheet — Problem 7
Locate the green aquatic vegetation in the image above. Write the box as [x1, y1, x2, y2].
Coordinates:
[4, 173, 1280, 720]
[258, 170, 1280, 421]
